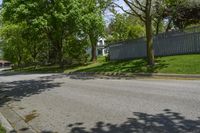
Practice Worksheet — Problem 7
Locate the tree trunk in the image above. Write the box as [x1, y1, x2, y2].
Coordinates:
[58, 52, 63, 68]
[16, 44, 22, 68]
[89, 34, 97, 62]
[32, 43, 38, 69]
[50, 39, 64, 68]
[155, 18, 161, 35]
[57, 44, 64, 68]
[91, 43, 97, 62]
[145, 1, 155, 66]
[145, 20, 155, 66]
[166, 18, 172, 32]
[17, 55, 22, 68]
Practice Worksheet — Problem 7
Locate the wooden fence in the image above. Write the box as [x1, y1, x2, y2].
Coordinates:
[109, 28, 200, 60]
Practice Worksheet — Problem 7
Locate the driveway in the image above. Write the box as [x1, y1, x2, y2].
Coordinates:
[0, 73, 200, 133]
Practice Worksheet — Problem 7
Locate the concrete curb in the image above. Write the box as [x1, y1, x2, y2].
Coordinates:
[0, 112, 15, 133]
[133, 73, 200, 79]
[0, 105, 37, 133]
[68, 72, 200, 80]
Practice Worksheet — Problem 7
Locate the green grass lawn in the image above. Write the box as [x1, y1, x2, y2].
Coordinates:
[64, 54, 200, 74]
[12, 65, 64, 73]
[0, 124, 6, 133]
[11, 54, 200, 74]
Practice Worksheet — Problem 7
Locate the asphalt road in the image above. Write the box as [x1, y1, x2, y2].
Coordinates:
[0, 73, 200, 133]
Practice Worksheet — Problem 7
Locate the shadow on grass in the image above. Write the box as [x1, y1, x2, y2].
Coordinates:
[13, 66, 65, 73]
[0, 76, 63, 107]
[66, 109, 200, 133]
[76, 59, 168, 73]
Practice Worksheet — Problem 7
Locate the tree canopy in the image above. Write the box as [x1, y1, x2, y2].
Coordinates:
[107, 13, 145, 42]
[163, 0, 200, 29]
[0, 0, 109, 67]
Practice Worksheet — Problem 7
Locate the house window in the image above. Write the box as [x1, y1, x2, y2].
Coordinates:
[99, 40, 103, 46]
[98, 49, 102, 55]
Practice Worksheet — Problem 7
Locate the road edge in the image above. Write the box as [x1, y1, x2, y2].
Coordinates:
[68, 72, 200, 80]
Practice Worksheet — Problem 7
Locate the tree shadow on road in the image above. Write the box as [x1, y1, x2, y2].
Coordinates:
[67, 109, 200, 133]
[0, 78, 63, 107]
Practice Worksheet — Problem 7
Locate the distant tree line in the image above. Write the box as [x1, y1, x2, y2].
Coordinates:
[0, 0, 111, 68]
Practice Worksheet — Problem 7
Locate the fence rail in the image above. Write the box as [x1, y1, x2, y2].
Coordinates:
[109, 28, 200, 60]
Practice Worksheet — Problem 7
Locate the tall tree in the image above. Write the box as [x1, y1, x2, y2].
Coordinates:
[114, 0, 156, 65]
[80, 0, 110, 62]
[1, 0, 83, 67]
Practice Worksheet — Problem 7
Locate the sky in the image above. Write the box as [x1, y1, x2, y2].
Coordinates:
[104, 0, 128, 24]
[116, 0, 128, 11]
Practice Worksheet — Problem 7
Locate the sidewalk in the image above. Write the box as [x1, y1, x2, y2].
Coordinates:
[0, 105, 36, 133]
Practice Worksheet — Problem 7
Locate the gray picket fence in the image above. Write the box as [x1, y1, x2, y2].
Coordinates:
[109, 27, 200, 60]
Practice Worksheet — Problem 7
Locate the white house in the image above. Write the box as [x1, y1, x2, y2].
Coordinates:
[96, 37, 108, 56]
[87, 37, 108, 57]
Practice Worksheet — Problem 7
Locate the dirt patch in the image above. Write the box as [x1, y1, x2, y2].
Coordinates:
[24, 110, 39, 123]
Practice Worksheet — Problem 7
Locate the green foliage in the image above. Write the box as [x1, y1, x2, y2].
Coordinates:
[0, 0, 107, 67]
[63, 35, 89, 65]
[128, 25, 145, 39]
[0, 124, 6, 133]
[163, 0, 200, 30]
[80, 0, 108, 61]
[0, 23, 29, 66]
[107, 13, 145, 43]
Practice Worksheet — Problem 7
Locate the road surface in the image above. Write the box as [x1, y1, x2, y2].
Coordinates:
[0, 73, 200, 133]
